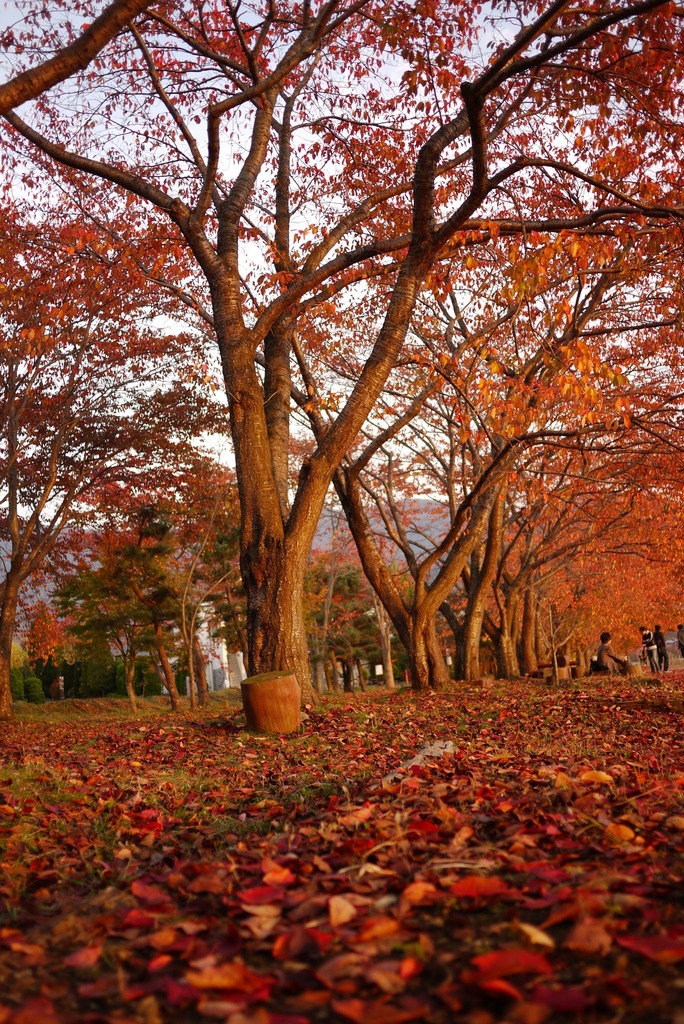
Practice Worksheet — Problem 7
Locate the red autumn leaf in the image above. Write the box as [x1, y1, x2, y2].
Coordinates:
[400, 881, 438, 904]
[356, 916, 401, 942]
[532, 986, 592, 1012]
[272, 926, 327, 961]
[471, 949, 553, 979]
[479, 977, 523, 1000]
[185, 961, 271, 993]
[449, 876, 511, 899]
[147, 927, 177, 950]
[338, 805, 374, 827]
[331, 997, 430, 1024]
[148, 954, 173, 972]
[187, 872, 227, 894]
[316, 952, 369, 987]
[63, 945, 102, 969]
[130, 880, 170, 906]
[616, 935, 684, 963]
[239, 885, 285, 905]
[77, 978, 118, 999]
[263, 864, 297, 886]
[270, 1015, 312, 1024]
[262, 856, 297, 886]
[11, 998, 60, 1024]
[7, 941, 45, 963]
[564, 917, 612, 955]
[121, 908, 156, 929]
[399, 957, 423, 980]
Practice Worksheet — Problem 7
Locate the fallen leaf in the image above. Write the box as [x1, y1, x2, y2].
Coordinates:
[240, 903, 281, 918]
[11, 997, 60, 1024]
[448, 825, 474, 849]
[580, 770, 613, 785]
[148, 927, 177, 950]
[131, 880, 169, 905]
[365, 959, 406, 995]
[516, 922, 555, 948]
[316, 952, 368, 987]
[329, 895, 358, 927]
[507, 1001, 551, 1024]
[450, 876, 511, 899]
[263, 864, 297, 886]
[63, 945, 102, 969]
[331, 996, 429, 1024]
[564, 918, 612, 955]
[471, 948, 553, 978]
[185, 962, 270, 992]
[400, 881, 437, 904]
[603, 823, 635, 844]
[339, 805, 374, 827]
[616, 934, 684, 963]
[532, 986, 592, 1012]
[356, 916, 401, 942]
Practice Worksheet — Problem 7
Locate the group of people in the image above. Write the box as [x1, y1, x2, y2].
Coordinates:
[639, 625, 670, 673]
[593, 625, 683, 676]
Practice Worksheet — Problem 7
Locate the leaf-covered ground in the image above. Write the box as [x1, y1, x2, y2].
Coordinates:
[1, 677, 683, 1024]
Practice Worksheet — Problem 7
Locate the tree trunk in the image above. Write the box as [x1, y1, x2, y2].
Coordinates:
[224, 583, 248, 660]
[123, 653, 138, 714]
[576, 647, 588, 677]
[535, 609, 546, 665]
[494, 627, 519, 680]
[329, 650, 340, 692]
[409, 614, 450, 691]
[509, 592, 522, 663]
[153, 621, 181, 711]
[0, 588, 18, 721]
[192, 636, 209, 707]
[342, 660, 354, 692]
[242, 546, 315, 703]
[374, 594, 396, 689]
[263, 323, 293, 521]
[519, 588, 538, 675]
[440, 601, 462, 678]
[356, 658, 367, 692]
[462, 493, 504, 680]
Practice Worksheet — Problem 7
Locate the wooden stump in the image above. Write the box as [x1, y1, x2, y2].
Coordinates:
[241, 671, 301, 734]
[626, 661, 643, 677]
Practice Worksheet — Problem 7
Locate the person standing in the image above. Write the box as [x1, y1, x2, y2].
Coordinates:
[640, 626, 659, 674]
[654, 625, 669, 672]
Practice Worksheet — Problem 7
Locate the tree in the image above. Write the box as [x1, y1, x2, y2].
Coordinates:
[59, 535, 151, 713]
[4, 0, 684, 701]
[0, 0, 152, 115]
[304, 502, 356, 693]
[164, 463, 239, 708]
[0, 209, 225, 719]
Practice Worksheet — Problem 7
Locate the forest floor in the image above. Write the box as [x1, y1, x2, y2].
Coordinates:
[1, 675, 683, 1024]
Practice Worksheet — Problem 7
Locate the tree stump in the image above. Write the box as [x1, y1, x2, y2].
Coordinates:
[240, 671, 301, 734]
[626, 661, 643, 677]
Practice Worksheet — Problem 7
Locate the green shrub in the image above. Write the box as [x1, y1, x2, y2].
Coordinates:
[10, 667, 25, 701]
[24, 676, 45, 704]
[143, 671, 162, 697]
